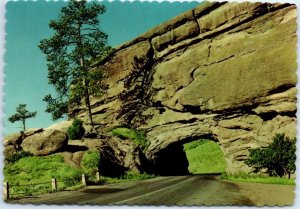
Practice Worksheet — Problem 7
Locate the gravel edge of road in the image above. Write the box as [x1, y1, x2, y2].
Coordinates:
[232, 181, 295, 206]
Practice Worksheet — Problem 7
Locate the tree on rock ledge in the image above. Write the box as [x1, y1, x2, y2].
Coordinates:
[8, 104, 37, 132]
[39, 0, 111, 127]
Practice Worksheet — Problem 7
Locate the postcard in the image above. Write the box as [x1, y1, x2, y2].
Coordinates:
[3, 0, 297, 206]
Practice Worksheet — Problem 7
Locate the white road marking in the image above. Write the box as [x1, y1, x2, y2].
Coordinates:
[114, 176, 197, 204]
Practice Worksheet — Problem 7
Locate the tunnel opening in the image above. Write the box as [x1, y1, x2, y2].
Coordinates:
[153, 142, 190, 176]
[184, 139, 226, 174]
[152, 136, 226, 176]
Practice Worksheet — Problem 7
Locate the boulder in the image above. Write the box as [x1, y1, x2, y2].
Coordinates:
[3, 133, 23, 146]
[25, 128, 44, 136]
[3, 128, 43, 146]
[21, 129, 67, 156]
[58, 151, 85, 168]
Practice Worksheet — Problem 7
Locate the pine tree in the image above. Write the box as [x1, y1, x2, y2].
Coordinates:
[8, 104, 37, 132]
[39, 0, 111, 127]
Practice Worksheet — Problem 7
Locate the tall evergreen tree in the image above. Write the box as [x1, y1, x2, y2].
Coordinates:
[39, 0, 110, 127]
[8, 104, 37, 132]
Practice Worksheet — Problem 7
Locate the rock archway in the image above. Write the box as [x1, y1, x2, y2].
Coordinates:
[69, 2, 297, 174]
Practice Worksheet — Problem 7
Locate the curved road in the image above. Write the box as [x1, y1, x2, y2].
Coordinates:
[11, 175, 255, 205]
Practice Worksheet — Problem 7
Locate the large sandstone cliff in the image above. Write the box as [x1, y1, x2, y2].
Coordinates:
[70, 2, 297, 174]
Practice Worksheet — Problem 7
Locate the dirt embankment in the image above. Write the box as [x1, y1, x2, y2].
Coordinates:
[236, 182, 295, 206]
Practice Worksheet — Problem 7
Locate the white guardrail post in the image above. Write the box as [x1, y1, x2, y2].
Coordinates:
[3, 182, 9, 200]
[82, 174, 87, 186]
[51, 178, 57, 191]
[96, 172, 100, 181]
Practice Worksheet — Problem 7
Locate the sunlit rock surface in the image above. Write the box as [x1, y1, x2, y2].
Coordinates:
[69, 2, 296, 174]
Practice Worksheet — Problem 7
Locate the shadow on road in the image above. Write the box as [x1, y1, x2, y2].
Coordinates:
[82, 188, 124, 194]
[191, 173, 222, 180]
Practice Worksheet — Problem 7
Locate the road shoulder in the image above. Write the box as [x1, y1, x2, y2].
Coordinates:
[231, 181, 295, 206]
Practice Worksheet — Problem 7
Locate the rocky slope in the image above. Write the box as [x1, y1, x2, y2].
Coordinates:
[68, 1, 297, 174]
[4, 122, 147, 177]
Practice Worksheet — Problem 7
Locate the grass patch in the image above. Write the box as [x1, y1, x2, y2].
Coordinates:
[81, 151, 100, 172]
[111, 127, 149, 150]
[184, 139, 226, 174]
[81, 151, 101, 181]
[4, 152, 155, 196]
[221, 172, 295, 185]
[120, 171, 156, 180]
[98, 171, 156, 184]
[4, 151, 156, 199]
[4, 154, 82, 197]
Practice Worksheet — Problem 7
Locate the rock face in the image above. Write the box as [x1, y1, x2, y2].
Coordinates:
[21, 129, 68, 156]
[69, 2, 297, 174]
[64, 138, 149, 177]
[96, 137, 148, 177]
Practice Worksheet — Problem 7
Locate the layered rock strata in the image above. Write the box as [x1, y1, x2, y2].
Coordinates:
[70, 1, 297, 174]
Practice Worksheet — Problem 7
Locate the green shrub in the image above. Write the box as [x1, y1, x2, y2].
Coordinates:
[81, 151, 101, 176]
[97, 172, 155, 184]
[120, 171, 155, 180]
[111, 127, 149, 150]
[67, 118, 85, 140]
[6, 150, 33, 164]
[245, 133, 296, 178]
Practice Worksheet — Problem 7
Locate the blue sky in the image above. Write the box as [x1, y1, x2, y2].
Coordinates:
[4, 0, 200, 135]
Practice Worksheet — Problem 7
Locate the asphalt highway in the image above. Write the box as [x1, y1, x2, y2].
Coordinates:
[11, 175, 254, 205]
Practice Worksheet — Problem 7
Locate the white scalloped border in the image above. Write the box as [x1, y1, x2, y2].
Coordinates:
[0, 1, 299, 209]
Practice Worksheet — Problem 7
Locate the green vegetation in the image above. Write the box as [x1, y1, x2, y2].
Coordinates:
[221, 172, 295, 185]
[39, 0, 111, 125]
[4, 154, 82, 197]
[111, 127, 149, 150]
[120, 171, 156, 180]
[4, 151, 156, 198]
[245, 133, 296, 178]
[222, 134, 296, 185]
[67, 118, 85, 140]
[184, 139, 226, 174]
[98, 171, 155, 184]
[5, 151, 33, 164]
[81, 151, 101, 177]
[8, 104, 37, 132]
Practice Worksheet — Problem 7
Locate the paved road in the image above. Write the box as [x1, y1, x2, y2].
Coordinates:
[11, 175, 254, 205]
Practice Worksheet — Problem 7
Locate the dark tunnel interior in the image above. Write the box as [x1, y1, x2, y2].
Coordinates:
[153, 142, 190, 176]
